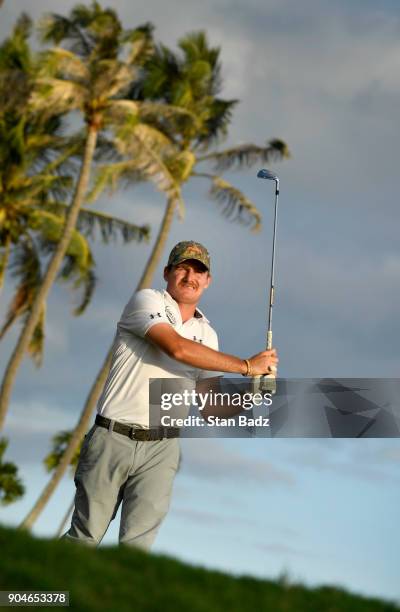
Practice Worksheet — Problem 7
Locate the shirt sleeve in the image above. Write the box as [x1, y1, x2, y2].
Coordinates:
[117, 289, 171, 339]
[197, 327, 224, 380]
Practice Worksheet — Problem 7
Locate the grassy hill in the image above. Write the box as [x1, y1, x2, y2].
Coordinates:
[0, 524, 398, 612]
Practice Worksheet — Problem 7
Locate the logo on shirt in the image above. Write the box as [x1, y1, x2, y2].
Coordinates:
[165, 306, 177, 326]
[150, 312, 162, 319]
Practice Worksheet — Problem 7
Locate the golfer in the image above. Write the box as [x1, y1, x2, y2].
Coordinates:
[63, 241, 278, 549]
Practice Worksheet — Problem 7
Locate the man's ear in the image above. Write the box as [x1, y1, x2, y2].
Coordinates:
[163, 266, 169, 282]
[205, 273, 212, 289]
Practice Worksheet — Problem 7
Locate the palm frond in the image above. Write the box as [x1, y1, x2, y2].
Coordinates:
[78, 207, 150, 244]
[92, 134, 121, 163]
[70, 266, 96, 316]
[30, 209, 91, 271]
[0, 238, 42, 350]
[91, 60, 134, 100]
[178, 31, 220, 69]
[43, 429, 81, 475]
[122, 124, 185, 217]
[206, 174, 262, 232]
[38, 47, 89, 81]
[0, 438, 25, 505]
[27, 306, 46, 367]
[136, 101, 201, 138]
[38, 14, 93, 57]
[45, 202, 150, 244]
[0, 284, 27, 340]
[123, 23, 154, 66]
[0, 15, 30, 56]
[0, 237, 11, 290]
[28, 209, 97, 315]
[0, 13, 33, 95]
[86, 161, 143, 202]
[56, 246, 96, 317]
[0, 288, 26, 341]
[38, 138, 82, 192]
[164, 150, 196, 183]
[9, 13, 33, 47]
[138, 101, 200, 124]
[196, 98, 238, 148]
[198, 139, 291, 171]
[129, 43, 180, 101]
[108, 121, 184, 201]
[24, 173, 73, 202]
[103, 99, 139, 125]
[114, 122, 172, 155]
[30, 77, 86, 115]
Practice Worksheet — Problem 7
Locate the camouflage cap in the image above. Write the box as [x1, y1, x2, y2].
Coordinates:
[167, 241, 210, 271]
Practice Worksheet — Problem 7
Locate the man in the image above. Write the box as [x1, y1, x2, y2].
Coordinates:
[63, 241, 278, 549]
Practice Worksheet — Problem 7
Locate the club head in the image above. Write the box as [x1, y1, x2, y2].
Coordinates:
[257, 168, 279, 182]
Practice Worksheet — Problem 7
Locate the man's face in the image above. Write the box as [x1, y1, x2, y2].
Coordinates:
[164, 259, 211, 304]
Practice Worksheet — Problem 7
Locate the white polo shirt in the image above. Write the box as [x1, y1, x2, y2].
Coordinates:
[96, 289, 221, 427]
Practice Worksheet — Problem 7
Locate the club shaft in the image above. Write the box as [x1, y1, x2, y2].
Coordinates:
[267, 183, 279, 350]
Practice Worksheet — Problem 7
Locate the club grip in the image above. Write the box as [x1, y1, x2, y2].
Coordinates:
[251, 374, 276, 394]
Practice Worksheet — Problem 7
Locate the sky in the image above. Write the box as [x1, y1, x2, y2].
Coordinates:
[1, 0, 400, 605]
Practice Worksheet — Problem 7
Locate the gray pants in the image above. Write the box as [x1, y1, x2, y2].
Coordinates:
[62, 423, 180, 550]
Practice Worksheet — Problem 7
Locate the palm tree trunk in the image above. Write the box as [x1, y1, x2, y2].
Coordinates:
[0, 234, 11, 294]
[19, 196, 178, 531]
[137, 196, 177, 287]
[19, 340, 114, 531]
[55, 494, 75, 538]
[0, 125, 98, 432]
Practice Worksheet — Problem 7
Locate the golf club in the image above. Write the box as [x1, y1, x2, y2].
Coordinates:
[253, 168, 280, 393]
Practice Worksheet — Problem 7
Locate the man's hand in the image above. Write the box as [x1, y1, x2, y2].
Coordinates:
[247, 348, 278, 376]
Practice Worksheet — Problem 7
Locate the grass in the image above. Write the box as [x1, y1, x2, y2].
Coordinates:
[0, 524, 398, 612]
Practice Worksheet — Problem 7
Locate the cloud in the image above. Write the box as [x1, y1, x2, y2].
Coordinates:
[173, 504, 299, 538]
[4, 400, 75, 435]
[180, 439, 295, 486]
[173, 506, 249, 527]
[253, 540, 318, 559]
[282, 439, 400, 485]
[278, 239, 400, 325]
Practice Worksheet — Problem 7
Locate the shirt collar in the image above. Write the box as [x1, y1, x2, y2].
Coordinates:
[193, 306, 209, 322]
[163, 290, 209, 323]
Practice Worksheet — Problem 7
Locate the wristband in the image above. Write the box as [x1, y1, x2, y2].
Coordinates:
[242, 359, 252, 377]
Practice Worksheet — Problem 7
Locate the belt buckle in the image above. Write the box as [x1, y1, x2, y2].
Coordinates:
[134, 429, 150, 441]
[129, 427, 137, 440]
[131, 428, 164, 441]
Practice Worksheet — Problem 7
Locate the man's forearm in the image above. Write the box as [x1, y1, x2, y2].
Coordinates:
[145, 323, 278, 376]
[173, 337, 246, 375]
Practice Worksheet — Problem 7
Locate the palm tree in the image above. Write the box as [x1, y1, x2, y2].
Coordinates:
[95, 31, 290, 286]
[0, 206, 150, 364]
[0, 18, 149, 361]
[19, 31, 289, 531]
[0, 3, 181, 431]
[0, 12, 150, 365]
[0, 15, 90, 357]
[0, 13, 150, 506]
[0, 438, 24, 505]
[41, 430, 81, 536]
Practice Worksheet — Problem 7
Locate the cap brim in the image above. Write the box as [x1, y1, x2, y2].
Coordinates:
[173, 257, 209, 271]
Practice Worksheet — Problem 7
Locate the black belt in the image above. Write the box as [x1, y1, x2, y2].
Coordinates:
[95, 414, 180, 441]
